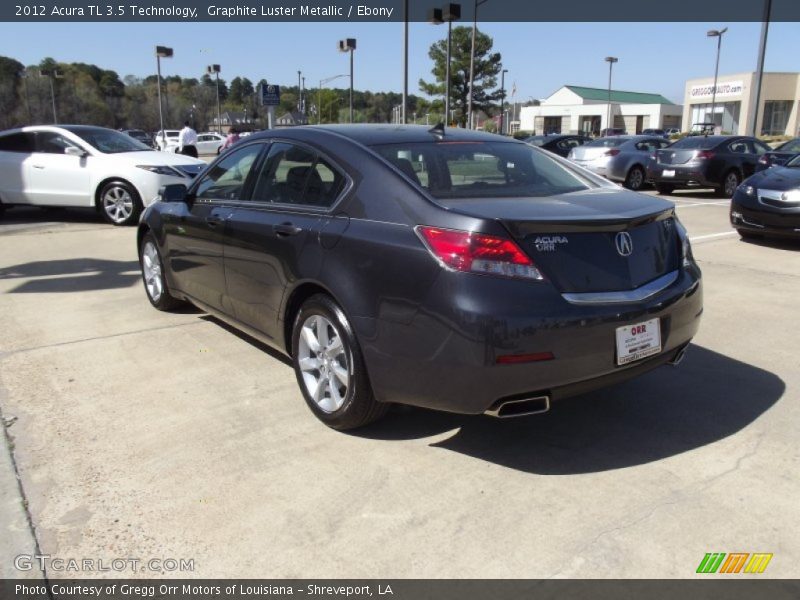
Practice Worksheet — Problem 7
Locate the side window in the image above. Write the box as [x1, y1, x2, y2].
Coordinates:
[36, 132, 81, 154]
[728, 141, 749, 154]
[251, 143, 346, 208]
[195, 143, 263, 201]
[0, 133, 36, 153]
[658, 140, 672, 149]
[751, 141, 770, 155]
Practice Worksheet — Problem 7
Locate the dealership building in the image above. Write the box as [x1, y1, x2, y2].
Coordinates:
[518, 85, 682, 136]
[682, 72, 800, 136]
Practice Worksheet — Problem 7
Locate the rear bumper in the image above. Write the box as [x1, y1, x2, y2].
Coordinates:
[647, 165, 716, 188]
[355, 266, 703, 414]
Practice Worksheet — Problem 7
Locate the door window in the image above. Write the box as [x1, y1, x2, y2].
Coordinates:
[35, 132, 82, 154]
[0, 133, 36, 153]
[194, 143, 262, 201]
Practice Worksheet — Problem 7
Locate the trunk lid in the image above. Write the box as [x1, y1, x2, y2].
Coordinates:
[655, 148, 699, 165]
[569, 146, 613, 162]
[438, 188, 680, 293]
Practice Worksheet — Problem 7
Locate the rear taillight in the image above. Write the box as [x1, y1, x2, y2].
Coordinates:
[758, 155, 770, 164]
[604, 149, 621, 157]
[416, 226, 544, 281]
[694, 150, 715, 160]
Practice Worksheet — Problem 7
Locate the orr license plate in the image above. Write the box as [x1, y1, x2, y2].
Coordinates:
[616, 318, 661, 365]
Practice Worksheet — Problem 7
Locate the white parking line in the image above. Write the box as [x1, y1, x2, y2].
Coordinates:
[675, 201, 730, 208]
[689, 231, 738, 242]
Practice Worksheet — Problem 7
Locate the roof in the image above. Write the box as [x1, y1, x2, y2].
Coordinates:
[565, 85, 674, 105]
[299, 124, 517, 145]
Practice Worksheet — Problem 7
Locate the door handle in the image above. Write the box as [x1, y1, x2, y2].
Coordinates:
[274, 223, 302, 237]
[205, 215, 224, 228]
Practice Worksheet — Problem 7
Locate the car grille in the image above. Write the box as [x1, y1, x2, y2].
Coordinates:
[758, 188, 800, 209]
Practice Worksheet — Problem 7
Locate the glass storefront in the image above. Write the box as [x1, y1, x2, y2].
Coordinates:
[761, 101, 793, 135]
[690, 102, 740, 134]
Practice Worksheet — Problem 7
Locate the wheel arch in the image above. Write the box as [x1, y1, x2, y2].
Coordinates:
[282, 281, 347, 357]
[94, 176, 141, 210]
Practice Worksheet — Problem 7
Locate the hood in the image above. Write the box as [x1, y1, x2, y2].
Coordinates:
[113, 150, 205, 166]
[746, 166, 800, 191]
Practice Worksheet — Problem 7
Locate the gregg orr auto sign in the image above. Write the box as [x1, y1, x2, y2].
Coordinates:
[690, 81, 744, 99]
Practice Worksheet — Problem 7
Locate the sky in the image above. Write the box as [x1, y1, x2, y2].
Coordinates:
[1, 21, 798, 105]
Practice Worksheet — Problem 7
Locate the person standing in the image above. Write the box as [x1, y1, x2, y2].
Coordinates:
[178, 121, 198, 158]
[220, 126, 240, 152]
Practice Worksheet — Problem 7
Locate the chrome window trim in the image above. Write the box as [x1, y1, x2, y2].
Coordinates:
[561, 270, 679, 305]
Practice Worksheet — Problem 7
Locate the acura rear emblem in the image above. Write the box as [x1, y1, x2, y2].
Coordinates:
[615, 232, 633, 257]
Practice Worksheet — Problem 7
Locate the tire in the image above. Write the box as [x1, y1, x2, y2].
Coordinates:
[99, 180, 143, 226]
[737, 229, 762, 240]
[717, 170, 741, 198]
[624, 165, 645, 191]
[291, 294, 388, 430]
[655, 183, 674, 195]
[139, 232, 184, 311]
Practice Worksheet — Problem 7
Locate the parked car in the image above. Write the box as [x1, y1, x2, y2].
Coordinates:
[524, 134, 592, 158]
[567, 135, 672, 190]
[120, 128, 155, 149]
[600, 128, 627, 137]
[641, 128, 668, 139]
[154, 129, 180, 151]
[755, 137, 800, 172]
[166, 132, 226, 155]
[648, 135, 771, 197]
[137, 125, 702, 430]
[0, 125, 205, 225]
[689, 123, 716, 136]
[731, 155, 800, 239]
[665, 128, 681, 137]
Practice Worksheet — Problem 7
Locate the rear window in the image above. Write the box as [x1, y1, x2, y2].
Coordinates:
[670, 137, 718, 149]
[371, 141, 593, 199]
[525, 137, 547, 146]
[586, 138, 626, 148]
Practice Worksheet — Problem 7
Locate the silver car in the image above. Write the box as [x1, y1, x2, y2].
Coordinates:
[567, 136, 672, 190]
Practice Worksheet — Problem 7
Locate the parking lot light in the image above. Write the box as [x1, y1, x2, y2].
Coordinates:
[707, 28, 728, 133]
[430, 3, 461, 126]
[604, 56, 618, 136]
[39, 68, 62, 124]
[155, 46, 173, 147]
[207, 64, 222, 134]
[338, 39, 357, 123]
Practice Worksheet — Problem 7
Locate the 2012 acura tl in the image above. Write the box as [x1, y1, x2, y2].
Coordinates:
[137, 125, 703, 430]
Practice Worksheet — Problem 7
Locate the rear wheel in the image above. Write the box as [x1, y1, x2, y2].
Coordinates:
[717, 170, 741, 198]
[100, 180, 142, 226]
[139, 232, 184, 311]
[624, 166, 645, 191]
[655, 183, 674, 195]
[291, 294, 388, 430]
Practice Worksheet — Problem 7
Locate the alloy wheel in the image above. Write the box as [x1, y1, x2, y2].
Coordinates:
[297, 314, 350, 413]
[724, 173, 739, 197]
[628, 168, 644, 190]
[103, 185, 134, 223]
[141, 241, 163, 302]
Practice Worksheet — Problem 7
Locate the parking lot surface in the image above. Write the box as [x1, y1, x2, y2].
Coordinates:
[0, 189, 798, 578]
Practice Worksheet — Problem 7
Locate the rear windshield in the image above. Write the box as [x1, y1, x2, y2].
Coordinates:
[670, 137, 718, 149]
[586, 138, 626, 148]
[370, 141, 593, 199]
[524, 137, 547, 146]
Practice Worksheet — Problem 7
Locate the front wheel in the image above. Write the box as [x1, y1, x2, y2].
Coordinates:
[291, 294, 388, 430]
[139, 232, 184, 311]
[100, 181, 142, 226]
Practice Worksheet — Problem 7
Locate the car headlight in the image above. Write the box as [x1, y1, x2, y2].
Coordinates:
[136, 165, 183, 177]
[741, 184, 756, 196]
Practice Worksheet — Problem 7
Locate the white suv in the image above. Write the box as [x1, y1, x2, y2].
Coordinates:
[154, 129, 180, 151]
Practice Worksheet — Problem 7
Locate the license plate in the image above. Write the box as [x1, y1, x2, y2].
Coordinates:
[616, 318, 661, 365]
[662, 169, 675, 178]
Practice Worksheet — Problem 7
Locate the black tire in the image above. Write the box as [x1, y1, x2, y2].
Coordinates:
[717, 170, 741, 198]
[624, 165, 646, 191]
[139, 232, 184, 311]
[655, 183, 674, 195]
[291, 294, 388, 430]
[737, 229, 762, 240]
[99, 180, 143, 226]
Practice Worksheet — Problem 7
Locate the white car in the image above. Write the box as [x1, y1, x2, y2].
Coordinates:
[154, 129, 180, 151]
[165, 132, 226, 155]
[0, 125, 206, 225]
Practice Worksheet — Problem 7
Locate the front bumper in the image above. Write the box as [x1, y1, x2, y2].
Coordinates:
[731, 193, 800, 237]
[356, 266, 703, 414]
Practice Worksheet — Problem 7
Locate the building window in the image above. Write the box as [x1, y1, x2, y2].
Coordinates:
[761, 101, 792, 136]
[690, 102, 740, 134]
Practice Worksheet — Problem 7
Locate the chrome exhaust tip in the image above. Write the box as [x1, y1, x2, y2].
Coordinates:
[669, 345, 688, 366]
[485, 395, 550, 418]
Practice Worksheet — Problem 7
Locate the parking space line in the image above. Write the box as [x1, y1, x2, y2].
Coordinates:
[675, 201, 730, 208]
[689, 231, 738, 242]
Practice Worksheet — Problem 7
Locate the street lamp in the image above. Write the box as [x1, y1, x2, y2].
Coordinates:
[207, 64, 222, 134]
[318, 74, 349, 124]
[338, 39, 356, 123]
[604, 56, 618, 135]
[155, 46, 173, 145]
[467, 0, 490, 129]
[39, 68, 63, 124]
[499, 68, 508, 135]
[430, 3, 461, 126]
[707, 27, 728, 132]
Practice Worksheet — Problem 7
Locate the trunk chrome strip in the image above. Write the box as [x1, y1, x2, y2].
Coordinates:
[561, 270, 679, 305]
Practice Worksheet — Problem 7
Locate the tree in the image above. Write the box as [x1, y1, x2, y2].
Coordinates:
[419, 26, 502, 127]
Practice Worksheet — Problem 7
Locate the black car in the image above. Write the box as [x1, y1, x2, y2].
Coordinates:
[137, 125, 702, 430]
[641, 128, 668, 139]
[756, 137, 800, 172]
[600, 128, 627, 137]
[731, 155, 800, 239]
[648, 135, 772, 198]
[121, 129, 155, 149]
[524, 134, 592, 158]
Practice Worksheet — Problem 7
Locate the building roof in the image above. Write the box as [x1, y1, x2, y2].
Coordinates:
[565, 85, 675, 105]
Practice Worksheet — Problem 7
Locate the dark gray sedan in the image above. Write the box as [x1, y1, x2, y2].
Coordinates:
[137, 125, 702, 430]
[568, 135, 673, 190]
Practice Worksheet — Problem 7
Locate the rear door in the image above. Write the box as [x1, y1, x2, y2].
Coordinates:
[0, 132, 36, 204]
[25, 132, 94, 207]
[224, 142, 349, 338]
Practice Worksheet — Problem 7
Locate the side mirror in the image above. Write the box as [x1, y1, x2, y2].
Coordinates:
[159, 183, 188, 203]
[65, 146, 87, 158]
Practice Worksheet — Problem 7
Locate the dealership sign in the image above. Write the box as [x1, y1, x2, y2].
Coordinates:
[690, 81, 744, 99]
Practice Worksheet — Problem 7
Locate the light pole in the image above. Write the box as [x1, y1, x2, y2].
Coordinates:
[430, 4, 461, 126]
[707, 27, 728, 131]
[318, 74, 349, 124]
[604, 56, 618, 135]
[39, 68, 62, 124]
[403, 0, 408, 124]
[207, 64, 222, 134]
[467, 0, 489, 129]
[499, 68, 508, 135]
[301, 76, 306, 114]
[338, 39, 356, 122]
[155, 46, 173, 145]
